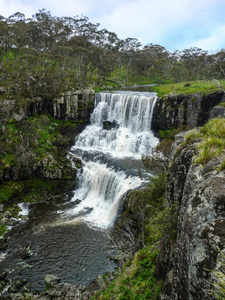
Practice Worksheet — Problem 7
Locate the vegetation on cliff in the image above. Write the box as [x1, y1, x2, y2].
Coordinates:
[184, 118, 225, 167]
[0, 115, 85, 235]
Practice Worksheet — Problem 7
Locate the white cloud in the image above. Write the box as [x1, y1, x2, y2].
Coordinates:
[0, 0, 224, 51]
[195, 25, 225, 52]
[0, 0, 34, 17]
[96, 0, 225, 50]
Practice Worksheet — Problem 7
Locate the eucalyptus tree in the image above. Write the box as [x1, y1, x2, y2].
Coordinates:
[180, 47, 207, 80]
[118, 38, 142, 83]
[131, 43, 170, 82]
[0, 15, 11, 65]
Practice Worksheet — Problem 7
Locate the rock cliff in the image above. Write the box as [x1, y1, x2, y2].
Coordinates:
[0, 90, 95, 122]
[152, 91, 224, 131]
[156, 131, 225, 300]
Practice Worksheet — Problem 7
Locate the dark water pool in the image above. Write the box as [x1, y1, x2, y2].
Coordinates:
[0, 197, 116, 292]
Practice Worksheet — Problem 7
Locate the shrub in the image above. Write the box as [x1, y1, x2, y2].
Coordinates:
[184, 118, 225, 166]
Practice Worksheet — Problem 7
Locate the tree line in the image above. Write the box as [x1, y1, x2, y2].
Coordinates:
[0, 9, 225, 98]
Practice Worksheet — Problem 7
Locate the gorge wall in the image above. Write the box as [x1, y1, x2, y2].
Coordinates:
[155, 131, 225, 299]
[151, 91, 225, 299]
[0, 90, 95, 186]
[152, 91, 225, 131]
[0, 90, 95, 122]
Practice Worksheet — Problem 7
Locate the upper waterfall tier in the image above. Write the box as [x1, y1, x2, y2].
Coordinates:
[73, 91, 158, 158]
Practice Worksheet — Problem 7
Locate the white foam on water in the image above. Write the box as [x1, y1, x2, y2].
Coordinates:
[18, 203, 30, 216]
[67, 91, 159, 228]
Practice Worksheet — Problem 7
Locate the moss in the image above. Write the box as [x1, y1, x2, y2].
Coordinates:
[0, 182, 24, 203]
[159, 129, 175, 139]
[0, 224, 7, 236]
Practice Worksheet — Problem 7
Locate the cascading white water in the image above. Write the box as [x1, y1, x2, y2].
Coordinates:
[74, 91, 158, 157]
[66, 91, 159, 228]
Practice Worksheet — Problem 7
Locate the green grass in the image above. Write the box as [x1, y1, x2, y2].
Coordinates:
[91, 248, 163, 300]
[184, 118, 225, 165]
[151, 80, 225, 96]
[107, 67, 155, 87]
[0, 182, 24, 203]
[0, 224, 7, 236]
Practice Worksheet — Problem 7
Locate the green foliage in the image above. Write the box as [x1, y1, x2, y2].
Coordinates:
[159, 128, 175, 139]
[0, 224, 7, 236]
[151, 80, 225, 96]
[0, 115, 70, 171]
[184, 118, 225, 166]
[0, 115, 80, 209]
[92, 248, 163, 300]
[159, 125, 190, 140]
[207, 251, 225, 299]
[0, 182, 24, 203]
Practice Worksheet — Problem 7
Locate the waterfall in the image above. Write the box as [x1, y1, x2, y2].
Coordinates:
[74, 91, 158, 158]
[66, 91, 158, 228]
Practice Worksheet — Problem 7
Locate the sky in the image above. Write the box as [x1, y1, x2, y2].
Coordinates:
[1, 0, 225, 53]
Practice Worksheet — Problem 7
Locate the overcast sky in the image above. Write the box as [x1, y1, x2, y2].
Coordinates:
[1, 0, 225, 52]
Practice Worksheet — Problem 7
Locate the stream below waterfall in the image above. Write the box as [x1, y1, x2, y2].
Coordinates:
[0, 90, 159, 293]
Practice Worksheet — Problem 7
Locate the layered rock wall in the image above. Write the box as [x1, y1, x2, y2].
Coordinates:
[152, 91, 224, 131]
[0, 90, 95, 122]
[157, 133, 225, 300]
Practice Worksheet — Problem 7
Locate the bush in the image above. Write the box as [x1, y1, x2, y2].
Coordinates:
[184, 118, 225, 166]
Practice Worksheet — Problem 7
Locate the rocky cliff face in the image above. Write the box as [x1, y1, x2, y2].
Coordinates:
[0, 89, 95, 189]
[152, 91, 224, 131]
[0, 90, 95, 122]
[157, 132, 225, 300]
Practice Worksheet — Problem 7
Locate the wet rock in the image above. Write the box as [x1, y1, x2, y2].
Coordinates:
[0, 204, 4, 212]
[45, 283, 84, 299]
[103, 120, 119, 130]
[74, 199, 82, 205]
[0, 271, 7, 281]
[45, 274, 61, 288]
[20, 215, 29, 221]
[0, 238, 8, 251]
[15, 278, 28, 288]
[4, 211, 12, 218]
[96, 276, 106, 289]
[19, 245, 32, 260]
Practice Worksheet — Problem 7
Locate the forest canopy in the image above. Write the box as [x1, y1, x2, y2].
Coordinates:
[0, 9, 225, 98]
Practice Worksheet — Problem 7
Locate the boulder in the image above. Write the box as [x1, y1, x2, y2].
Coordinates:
[45, 274, 61, 288]
[103, 120, 119, 130]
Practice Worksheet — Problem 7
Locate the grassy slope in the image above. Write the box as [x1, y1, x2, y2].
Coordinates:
[151, 80, 225, 96]
[184, 118, 225, 168]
